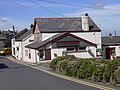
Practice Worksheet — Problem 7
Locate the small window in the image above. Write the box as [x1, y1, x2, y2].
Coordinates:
[29, 40, 34, 42]
[29, 49, 31, 59]
[17, 47, 19, 51]
[67, 47, 75, 51]
[13, 47, 15, 55]
[78, 47, 86, 51]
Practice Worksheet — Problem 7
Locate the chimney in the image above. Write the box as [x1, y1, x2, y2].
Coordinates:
[109, 33, 112, 38]
[82, 13, 89, 31]
[30, 24, 34, 30]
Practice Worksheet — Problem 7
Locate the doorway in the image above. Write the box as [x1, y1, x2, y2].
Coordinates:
[106, 48, 115, 59]
[45, 49, 51, 60]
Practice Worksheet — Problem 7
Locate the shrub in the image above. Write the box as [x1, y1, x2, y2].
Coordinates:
[50, 56, 120, 84]
[50, 55, 77, 71]
[50, 56, 64, 70]
[63, 55, 77, 61]
[76, 60, 92, 79]
[104, 59, 120, 82]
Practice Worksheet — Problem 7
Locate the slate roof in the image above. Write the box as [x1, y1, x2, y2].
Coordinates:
[25, 33, 65, 49]
[34, 17, 100, 33]
[12, 28, 28, 39]
[102, 36, 120, 45]
[15, 30, 32, 41]
[26, 32, 96, 49]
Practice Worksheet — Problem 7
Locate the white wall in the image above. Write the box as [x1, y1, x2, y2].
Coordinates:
[12, 34, 34, 62]
[67, 46, 96, 58]
[22, 34, 34, 61]
[24, 48, 37, 63]
[116, 46, 120, 57]
[11, 38, 15, 57]
[72, 32, 101, 49]
[51, 48, 66, 60]
[42, 33, 58, 41]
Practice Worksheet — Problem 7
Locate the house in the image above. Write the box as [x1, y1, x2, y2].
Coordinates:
[11, 28, 34, 62]
[102, 35, 120, 59]
[24, 13, 102, 63]
[2, 30, 16, 47]
[0, 34, 6, 50]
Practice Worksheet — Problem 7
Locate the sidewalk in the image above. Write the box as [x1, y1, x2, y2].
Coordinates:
[7, 56, 52, 71]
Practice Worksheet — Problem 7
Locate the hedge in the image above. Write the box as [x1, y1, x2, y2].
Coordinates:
[50, 55, 120, 84]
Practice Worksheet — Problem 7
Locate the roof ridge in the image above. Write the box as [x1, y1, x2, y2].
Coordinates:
[35, 17, 81, 20]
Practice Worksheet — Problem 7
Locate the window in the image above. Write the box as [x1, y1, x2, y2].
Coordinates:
[17, 47, 19, 51]
[78, 47, 86, 51]
[29, 40, 34, 42]
[67, 47, 75, 51]
[29, 49, 31, 59]
[13, 47, 15, 55]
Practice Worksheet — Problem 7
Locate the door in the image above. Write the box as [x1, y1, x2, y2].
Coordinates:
[106, 48, 112, 59]
[45, 49, 51, 60]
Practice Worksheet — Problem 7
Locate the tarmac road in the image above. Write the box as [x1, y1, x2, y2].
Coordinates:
[0, 56, 112, 90]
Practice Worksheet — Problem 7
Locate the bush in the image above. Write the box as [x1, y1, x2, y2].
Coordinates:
[50, 56, 120, 84]
[104, 59, 120, 82]
[76, 60, 92, 79]
[50, 56, 64, 70]
[63, 55, 77, 61]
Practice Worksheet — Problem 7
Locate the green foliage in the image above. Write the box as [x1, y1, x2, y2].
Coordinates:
[49, 56, 64, 70]
[50, 56, 120, 83]
[76, 60, 92, 79]
[104, 59, 120, 82]
[63, 55, 77, 61]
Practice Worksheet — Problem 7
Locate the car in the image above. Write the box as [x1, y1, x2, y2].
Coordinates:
[0, 48, 12, 56]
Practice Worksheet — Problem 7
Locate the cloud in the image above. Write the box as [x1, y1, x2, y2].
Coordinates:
[0, 18, 10, 22]
[64, 4, 120, 35]
[0, 17, 32, 31]
[0, 1, 36, 8]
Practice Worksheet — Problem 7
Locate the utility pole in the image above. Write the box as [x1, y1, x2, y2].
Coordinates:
[12, 25, 15, 35]
[114, 30, 116, 36]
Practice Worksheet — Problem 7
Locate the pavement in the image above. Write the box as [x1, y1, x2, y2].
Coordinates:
[7, 56, 51, 71]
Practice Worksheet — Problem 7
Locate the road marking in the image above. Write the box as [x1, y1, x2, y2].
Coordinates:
[8, 57, 115, 90]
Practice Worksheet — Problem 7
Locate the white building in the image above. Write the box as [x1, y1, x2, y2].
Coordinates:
[24, 13, 102, 63]
[102, 36, 120, 59]
[11, 28, 34, 62]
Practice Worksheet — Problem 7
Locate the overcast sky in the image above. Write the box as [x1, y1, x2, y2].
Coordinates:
[0, 0, 120, 36]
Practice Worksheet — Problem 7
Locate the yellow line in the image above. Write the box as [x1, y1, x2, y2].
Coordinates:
[31, 66, 115, 90]
[8, 57, 115, 90]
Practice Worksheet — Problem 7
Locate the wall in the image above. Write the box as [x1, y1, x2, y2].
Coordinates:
[67, 46, 96, 58]
[11, 38, 15, 57]
[72, 32, 101, 49]
[51, 48, 66, 60]
[24, 48, 37, 63]
[42, 33, 58, 41]
[34, 24, 42, 42]
[22, 34, 34, 61]
[116, 46, 120, 57]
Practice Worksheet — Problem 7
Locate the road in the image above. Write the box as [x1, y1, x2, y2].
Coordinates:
[0, 56, 104, 90]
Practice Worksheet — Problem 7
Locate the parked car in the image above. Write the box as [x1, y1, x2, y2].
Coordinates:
[0, 48, 12, 56]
